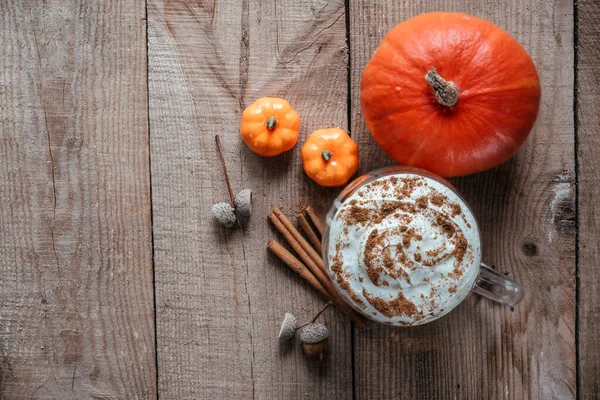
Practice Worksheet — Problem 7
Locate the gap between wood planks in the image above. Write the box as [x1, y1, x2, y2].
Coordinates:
[343, 0, 358, 399]
[144, 0, 161, 397]
[573, 0, 580, 396]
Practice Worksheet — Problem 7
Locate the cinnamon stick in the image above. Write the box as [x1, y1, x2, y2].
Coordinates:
[268, 210, 367, 326]
[296, 212, 322, 254]
[269, 241, 366, 326]
[268, 211, 330, 291]
[305, 206, 323, 236]
[267, 240, 330, 299]
[273, 208, 325, 275]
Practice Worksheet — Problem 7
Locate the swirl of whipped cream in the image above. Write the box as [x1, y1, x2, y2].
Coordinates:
[326, 174, 481, 326]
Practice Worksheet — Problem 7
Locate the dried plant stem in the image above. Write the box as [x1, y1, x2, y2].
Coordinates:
[215, 135, 235, 208]
[296, 301, 333, 330]
[311, 301, 332, 323]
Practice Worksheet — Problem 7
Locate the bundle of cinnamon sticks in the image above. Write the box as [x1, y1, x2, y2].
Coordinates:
[267, 206, 367, 326]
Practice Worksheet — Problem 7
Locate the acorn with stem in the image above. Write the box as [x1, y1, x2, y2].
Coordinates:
[278, 302, 332, 362]
[212, 135, 252, 227]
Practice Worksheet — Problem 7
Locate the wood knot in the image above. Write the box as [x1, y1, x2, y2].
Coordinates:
[521, 240, 539, 257]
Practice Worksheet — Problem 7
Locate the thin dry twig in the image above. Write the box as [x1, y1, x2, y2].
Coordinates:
[215, 135, 235, 208]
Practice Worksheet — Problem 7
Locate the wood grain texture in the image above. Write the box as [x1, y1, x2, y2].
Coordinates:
[147, 0, 352, 398]
[0, 0, 155, 398]
[576, 0, 600, 398]
[349, 1, 576, 399]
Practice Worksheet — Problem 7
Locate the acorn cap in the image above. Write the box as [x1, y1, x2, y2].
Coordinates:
[212, 202, 236, 227]
[298, 323, 328, 344]
[278, 313, 297, 342]
[235, 189, 252, 217]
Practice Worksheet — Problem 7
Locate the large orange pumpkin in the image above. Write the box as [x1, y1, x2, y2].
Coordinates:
[360, 12, 541, 177]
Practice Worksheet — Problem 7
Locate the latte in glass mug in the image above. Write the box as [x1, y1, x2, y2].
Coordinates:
[323, 167, 522, 326]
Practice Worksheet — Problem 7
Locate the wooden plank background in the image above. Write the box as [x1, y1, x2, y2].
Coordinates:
[0, 0, 156, 398]
[350, 1, 576, 398]
[147, 0, 353, 398]
[577, 0, 600, 398]
[0, 0, 594, 398]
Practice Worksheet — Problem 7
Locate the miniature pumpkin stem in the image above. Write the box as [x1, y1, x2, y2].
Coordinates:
[267, 116, 277, 130]
[321, 150, 332, 162]
[425, 67, 459, 107]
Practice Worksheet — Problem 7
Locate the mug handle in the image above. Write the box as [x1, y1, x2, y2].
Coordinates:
[471, 263, 524, 307]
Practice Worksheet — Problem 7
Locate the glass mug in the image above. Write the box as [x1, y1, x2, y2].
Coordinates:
[322, 166, 524, 326]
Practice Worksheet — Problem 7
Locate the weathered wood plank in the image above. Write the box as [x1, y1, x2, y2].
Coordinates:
[577, 0, 600, 398]
[349, 1, 575, 399]
[0, 0, 155, 398]
[147, 1, 351, 398]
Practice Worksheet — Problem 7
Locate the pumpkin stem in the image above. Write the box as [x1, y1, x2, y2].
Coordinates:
[321, 150, 332, 162]
[425, 68, 459, 107]
[267, 116, 277, 130]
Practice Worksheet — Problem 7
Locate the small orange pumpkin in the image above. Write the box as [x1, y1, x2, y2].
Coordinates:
[360, 12, 541, 177]
[301, 128, 358, 187]
[240, 97, 300, 157]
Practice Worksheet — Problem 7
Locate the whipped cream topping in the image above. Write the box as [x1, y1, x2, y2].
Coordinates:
[326, 173, 481, 325]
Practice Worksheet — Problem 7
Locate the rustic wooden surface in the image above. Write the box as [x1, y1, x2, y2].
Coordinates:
[577, 0, 600, 398]
[0, 0, 593, 398]
[147, 0, 352, 398]
[350, 1, 576, 399]
[0, 0, 156, 398]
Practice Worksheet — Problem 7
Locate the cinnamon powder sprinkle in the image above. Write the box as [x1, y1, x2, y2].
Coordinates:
[362, 289, 419, 318]
[331, 259, 343, 274]
[382, 250, 395, 271]
[342, 206, 372, 226]
[435, 215, 456, 237]
[331, 258, 366, 308]
[454, 236, 468, 263]
[451, 203, 462, 217]
[380, 202, 398, 216]
[341, 279, 366, 308]
[363, 229, 384, 286]
[416, 196, 429, 209]
[414, 253, 422, 262]
[426, 245, 444, 258]
[430, 193, 445, 207]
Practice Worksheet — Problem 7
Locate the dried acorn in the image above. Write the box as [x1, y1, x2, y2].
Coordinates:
[278, 313, 297, 343]
[235, 189, 252, 217]
[212, 202, 236, 228]
[299, 323, 329, 362]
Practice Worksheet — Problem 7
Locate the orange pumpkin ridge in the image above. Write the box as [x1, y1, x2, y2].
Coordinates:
[360, 12, 541, 177]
